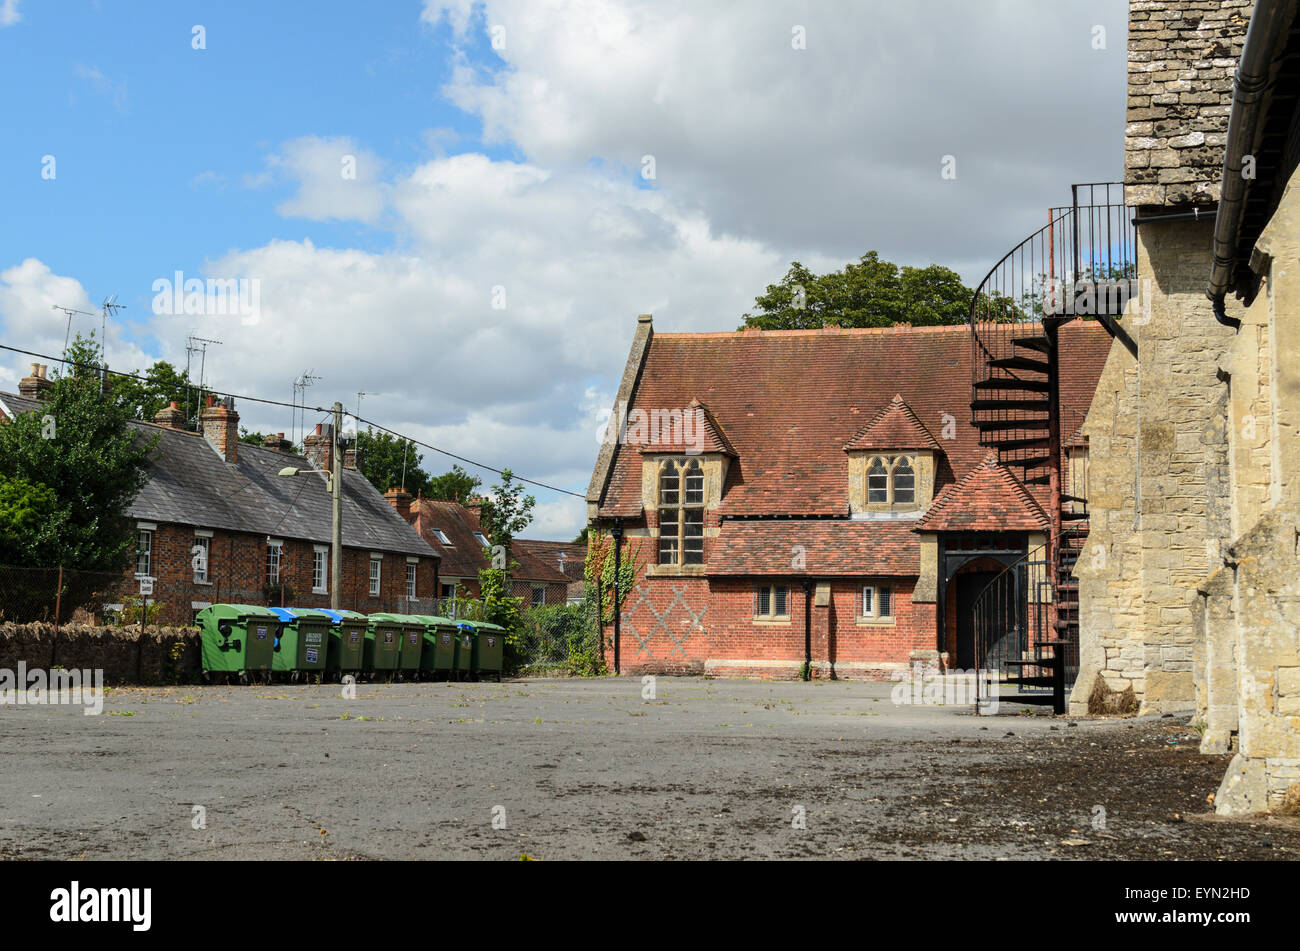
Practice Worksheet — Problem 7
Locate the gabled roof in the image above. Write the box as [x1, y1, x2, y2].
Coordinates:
[596, 321, 1113, 518]
[843, 394, 943, 452]
[0, 391, 438, 558]
[916, 454, 1050, 532]
[409, 498, 576, 584]
[634, 398, 737, 456]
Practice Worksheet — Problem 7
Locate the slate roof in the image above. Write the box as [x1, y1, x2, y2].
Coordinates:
[843, 394, 943, 452]
[597, 322, 1112, 519]
[0, 391, 438, 558]
[916, 454, 1051, 532]
[707, 519, 921, 577]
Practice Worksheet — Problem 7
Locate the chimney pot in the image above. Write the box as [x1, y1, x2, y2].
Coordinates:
[200, 397, 239, 462]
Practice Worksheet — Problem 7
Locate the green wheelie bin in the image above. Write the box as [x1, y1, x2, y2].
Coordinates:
[469, 621, 507, 682]
[321, 609, 367, 681]
[452, 622, 477, 681]
[269, 608, 332, 682]
[413, 615, 460, 680]
[196, 604, 279, 683]
[367, 612, 425, 679]
[363, 613, 406, 680]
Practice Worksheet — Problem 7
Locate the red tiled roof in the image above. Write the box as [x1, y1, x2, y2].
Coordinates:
[598, 322, 1113, 518]
[410, 499, 573, 583]
[843, 394, 942, 452]
[916, 454, 1050, 532]
[635, 398, 737, 456]
[707, 519, 921, 577]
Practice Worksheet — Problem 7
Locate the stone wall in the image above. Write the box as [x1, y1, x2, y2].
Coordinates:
[0, 622, 201, 685]
[1126, 0, 1251, 207]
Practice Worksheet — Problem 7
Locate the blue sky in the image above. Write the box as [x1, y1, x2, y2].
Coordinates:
[0, 0, 1128, 538]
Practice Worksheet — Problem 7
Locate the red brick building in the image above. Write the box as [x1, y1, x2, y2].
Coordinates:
[1, 377, 439, 625]
[585, 316, 1111, 679]
[401, 496, 584, 612]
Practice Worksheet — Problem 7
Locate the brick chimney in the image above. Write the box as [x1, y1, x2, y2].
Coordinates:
[465, 496, 486, 524]
[262, 432, 293, 452]
[18, 364, 53, 400]
[343, 448, 359, 470]
[154, 400, 184, 430]
[385, 487, 412, 521]
[200, 395, 239, 463]
[303, 423, 333, 474]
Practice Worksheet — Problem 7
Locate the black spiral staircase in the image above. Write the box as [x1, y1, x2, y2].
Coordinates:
[969, 183, 1135, 712]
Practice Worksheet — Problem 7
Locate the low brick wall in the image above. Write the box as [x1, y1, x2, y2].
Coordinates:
[0, 622, 202, 685]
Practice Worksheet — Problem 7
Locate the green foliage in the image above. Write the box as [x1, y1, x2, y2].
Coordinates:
[0, 472, 61, 564]
[112, 360, 206, 428]
[476, 469, 536, 568]
[426, 464, 481, 504]
[516, 601, 604, 676]
[478, 564, 528, 672]
[354, 426, 431, 497]
[118, 594, 161, 626]
[0, 333, 157, 574]
[572, 526, 589, 545]
[741, 251, 975, 330]
[584, 529, 641, 625]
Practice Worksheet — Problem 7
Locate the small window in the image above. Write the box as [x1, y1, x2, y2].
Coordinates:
[754, 584, 789, 619]
[135, 530, 153, 577]
[192, 535, 210, 584]
[406, 563, 417, 600]
[867, 457, 889, 504]
[266, 541, 282, 585]
[892, 457, 915, 505]
[441, 583, 456, 599]
[313, 547, 328, 594]
[369, 557, 382, 596]
[531, 585, 546, 607]
[861, 584, 894, 620]
[431, 528, 451, 545]
[473, 532, 489, 547]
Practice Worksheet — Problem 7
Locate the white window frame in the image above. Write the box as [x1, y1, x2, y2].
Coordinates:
[861, 584, 895, 621]
[369, 554, 382, 596]
[473, 532, 489, 547]
[405, 561, 417, 600]
[192, 532, 211, 585]
[432, 528, 451, 545]
[312, 545, 329, 594]
[266, 538, 283, 585]
[135, 522, 157, 578]
[753, 583, 789, 620]
[531, 585, 546, 607]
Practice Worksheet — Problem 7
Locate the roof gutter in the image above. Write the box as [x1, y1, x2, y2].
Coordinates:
[1206, 0, 1297, 329]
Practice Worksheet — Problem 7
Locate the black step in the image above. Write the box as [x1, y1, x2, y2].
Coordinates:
[973, 377, 1051, 393]
[1061, 494, 1087, 505]
[1012, 336, 1051, 353]
[1061, 526, 1089, 538]
[1005, 658, 1059, 669]
[990, 356, 1050, 374]
[1061, 510, 1090, 521]
[975, 418, 1050, 432]
[1024, 474, 1051, 485]
[990, 436, 1051, 452]
[971, 399, 1051, 413]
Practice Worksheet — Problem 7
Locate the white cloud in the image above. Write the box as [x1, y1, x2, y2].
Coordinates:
[74, 63, 129, 114]
[268, 136, 389, 226]
[1, 0, 20, 27]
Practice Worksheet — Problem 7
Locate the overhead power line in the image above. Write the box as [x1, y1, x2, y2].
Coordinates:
[0, 340, 585, 499]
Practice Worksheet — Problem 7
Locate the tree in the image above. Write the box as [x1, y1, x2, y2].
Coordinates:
[572, 526, 589, 545]
[476, 469, 536, 567]
[354, 426, 431, 497]
[426, 465, 481, 504]
[0, 333, 157, 574]
[741, 251, 975, 330]
[112, 360, 207, 428]
[0, 472, 61, 565]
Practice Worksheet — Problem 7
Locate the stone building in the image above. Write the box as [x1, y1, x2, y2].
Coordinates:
[1071, 0, 1300, 813]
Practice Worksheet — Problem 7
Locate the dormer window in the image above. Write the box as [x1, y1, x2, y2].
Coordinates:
[861, 454, 922, 510]
[893, 457, 915, 504]
[867, 457, 889, 503]
[658, 458, 704, 565]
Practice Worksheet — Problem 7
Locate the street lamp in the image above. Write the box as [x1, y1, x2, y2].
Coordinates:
[277, 401, 344, 609]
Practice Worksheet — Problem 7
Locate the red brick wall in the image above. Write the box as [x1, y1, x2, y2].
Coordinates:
[605, 570, 933, 681]
[123, 525, 436, 625]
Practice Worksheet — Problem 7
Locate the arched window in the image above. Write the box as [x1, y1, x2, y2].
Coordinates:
[658, 459, 705, 565]
[867, 457, 889, 504]
[892, 457, 915, 505]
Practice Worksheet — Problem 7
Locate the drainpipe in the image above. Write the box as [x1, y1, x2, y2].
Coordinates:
[1206, 0, 1295, 322]
[612, 518, 623, 675]
[802, 579, 812, 682]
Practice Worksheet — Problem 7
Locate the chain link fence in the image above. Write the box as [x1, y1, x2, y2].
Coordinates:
[0, 563, 146, 629]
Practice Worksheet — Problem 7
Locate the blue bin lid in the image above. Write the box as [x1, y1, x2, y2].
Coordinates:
[318, 609, 366, 625]
[269, 607, 298, 622]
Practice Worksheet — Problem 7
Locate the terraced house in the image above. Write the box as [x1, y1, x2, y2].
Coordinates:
[586, 316, 1112, 680]
[0, 379, 439, 625]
